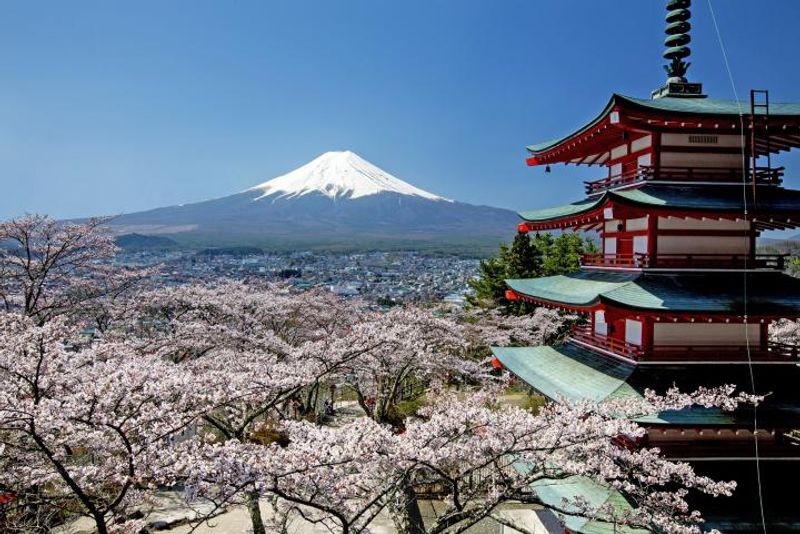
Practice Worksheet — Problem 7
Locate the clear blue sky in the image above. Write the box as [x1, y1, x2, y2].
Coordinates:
[2, 0, 800, 225]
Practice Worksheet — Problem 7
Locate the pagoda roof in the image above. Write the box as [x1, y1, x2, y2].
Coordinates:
[517, 184, 800, 231]
[492, 344, 642, 405]
[691, 462, 800, 531]
[491, 343, 800, 426]
[506, 271, 800, 314]
[529, 476, 644, 534]
[526, 93, 800, 165]
[623, 94, 800, 116]
[523, 463, 800, 534]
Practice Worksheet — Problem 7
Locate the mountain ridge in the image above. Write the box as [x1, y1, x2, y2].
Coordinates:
[105, 151, 518, 254]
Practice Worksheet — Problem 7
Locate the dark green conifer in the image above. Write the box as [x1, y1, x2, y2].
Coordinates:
[469, 231, 597, 314]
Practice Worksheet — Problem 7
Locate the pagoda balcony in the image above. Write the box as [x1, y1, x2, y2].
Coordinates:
[584, 165, 784, 196]
[581, 253, 788, 271]
[568, 325, 800, 363]
[568, 325, 644, 360]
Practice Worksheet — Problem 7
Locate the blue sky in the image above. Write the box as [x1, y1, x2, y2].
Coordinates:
[2, 0, 800, 225]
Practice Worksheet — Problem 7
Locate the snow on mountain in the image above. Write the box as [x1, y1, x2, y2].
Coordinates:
[248, 150, 450, 202]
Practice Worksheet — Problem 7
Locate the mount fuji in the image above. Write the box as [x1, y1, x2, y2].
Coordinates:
[106, 151, 518, 253]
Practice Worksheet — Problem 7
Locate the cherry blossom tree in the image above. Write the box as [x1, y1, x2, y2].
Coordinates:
[0, 313, 198, 534]
[173, 386, 755, 534]
[462, 307, 571, 355]
[769, 318, 800, 345]
[132, 283, 493, 533]
[166, 419, 397, 534]
[0, 214, 761, 534]
[130, 281, 405, 533]
[0, 215, 141, 325]
[333, 306, 482, 425]
[381, 387, 753, 534]
[144, 284, 752, 534]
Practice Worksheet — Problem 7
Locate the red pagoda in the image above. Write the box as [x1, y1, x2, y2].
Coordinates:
[492, 1, 800, 531]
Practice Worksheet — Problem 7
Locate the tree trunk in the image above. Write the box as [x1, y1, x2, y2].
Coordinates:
[374, 397, 388, 424]
[91, 510, 109, 534]
[304, 382, 319, 416]
[389, 475, 425, 534]
[245, 490, 267, 534]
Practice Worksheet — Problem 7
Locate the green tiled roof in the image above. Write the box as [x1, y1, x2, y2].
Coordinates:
[530, 476, 647, 534]
[518, 184, 800, 223]
[615, 184, 800, 211]
[517, 462, 800, 533]
[492, 344, 734, 425]
[527, 464, 800, 534]
[511, 461, 644, 534]
[491, 344, 639, 404]
[527, 93, 800, 154]
[507, 272, 637, 307]
[508, 271, 800, 313]
[518, 197, 603, 222]
[622, 94, 800, 117]
[691, 462, 800, 532]
[492, 343, 800, 426]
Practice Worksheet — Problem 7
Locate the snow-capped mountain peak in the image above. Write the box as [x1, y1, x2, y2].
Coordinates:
[248, 151, 450, 202]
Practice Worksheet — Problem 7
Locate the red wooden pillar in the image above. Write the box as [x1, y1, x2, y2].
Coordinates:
[647, 214, 658, 267]
[652, 132, 662, 176]
[641, 316, 654, 353]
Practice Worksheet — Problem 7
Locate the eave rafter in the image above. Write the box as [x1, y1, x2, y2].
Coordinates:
[504, 289, 596, 313]
[527, 118, 623, 166]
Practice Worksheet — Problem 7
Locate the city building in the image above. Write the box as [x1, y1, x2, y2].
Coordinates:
[492, 1, 800, 531]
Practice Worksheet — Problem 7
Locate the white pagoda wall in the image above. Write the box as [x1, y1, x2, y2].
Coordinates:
[656, 216, 751, 256]
[657, 236, 749, 255]
[660, 152, 742, 168]
[657, 217, 750, 230]
[660, 133, 744, 169]
[653, 323, 760, 346]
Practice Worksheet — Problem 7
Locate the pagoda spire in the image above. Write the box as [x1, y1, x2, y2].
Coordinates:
[652, 0, 705, 99]
[663, 0, 692, 82]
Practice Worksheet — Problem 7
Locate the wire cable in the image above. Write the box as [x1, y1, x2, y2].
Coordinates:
[706, 1, 767, 532]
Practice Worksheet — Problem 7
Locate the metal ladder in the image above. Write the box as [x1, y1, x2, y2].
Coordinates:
[749, 89, 771, 202]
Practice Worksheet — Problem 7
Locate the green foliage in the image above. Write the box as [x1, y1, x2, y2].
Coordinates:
[383, 395, 428, 427]
[393, 395, 428, 419]
[468, 246, 512, 308]
[520, 393, 547, 414]
[788, 257, 800, 278]
[468, 231, 597, 314]
[538, 232, 598, 276]
[377, 295, 402, 307]
[506, 231, 541, 279]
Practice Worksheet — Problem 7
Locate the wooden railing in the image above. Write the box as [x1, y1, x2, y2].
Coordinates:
[581, 253, 787, 270]
[569, 325, 644, 360]
[584, 165, 784, 195]
[581, 253, 648, 268]
[568, 325, 800, 363]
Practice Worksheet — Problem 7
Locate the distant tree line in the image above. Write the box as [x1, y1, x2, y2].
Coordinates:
[757, 239, 800, 277]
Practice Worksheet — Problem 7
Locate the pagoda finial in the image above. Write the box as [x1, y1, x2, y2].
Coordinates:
[652, 0, 704, 98]
[663, 0, 692, 82]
